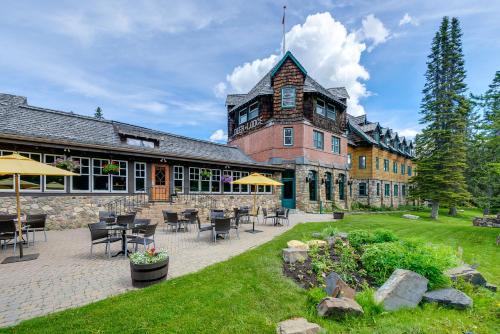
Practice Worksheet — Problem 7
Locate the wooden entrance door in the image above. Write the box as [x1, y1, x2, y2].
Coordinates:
[151, 164, 169, 201]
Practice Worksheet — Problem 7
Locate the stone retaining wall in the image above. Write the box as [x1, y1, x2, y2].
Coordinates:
[473, 216, 500, 228]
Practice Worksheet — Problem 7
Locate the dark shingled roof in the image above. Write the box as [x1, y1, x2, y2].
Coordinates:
[0, 93, 277, 168]
[228, 52, 347, 112]
[327, 87, 350, 99]
[347, 113, 414, 158]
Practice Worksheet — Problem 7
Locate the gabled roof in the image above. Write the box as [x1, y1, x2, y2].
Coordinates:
[327, 87, 350, 99]
[270, 51, 307, 78]
[227, 52, 347, 112]
[0, 93, 279, 169]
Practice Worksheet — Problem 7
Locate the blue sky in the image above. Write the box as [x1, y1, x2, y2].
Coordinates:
[0, 1, 498, 142]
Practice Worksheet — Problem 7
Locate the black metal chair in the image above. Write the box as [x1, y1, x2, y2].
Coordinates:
[276, 208, 290, 226]
[197, 213, 213, 241]
[131, 218, 151, 235]
[247, 206, 260, 224]
[88, 222, 121, 258]
[231, 208, 240, 239]
[127, 224, 157, 251]
[0, 219, 18, 254]
[262, 208, 275, 225]
[163, 211, 187, 232]
[213, 218, 231, 243]
[26, 214, 47, 244]
[210, 209, 224, 225]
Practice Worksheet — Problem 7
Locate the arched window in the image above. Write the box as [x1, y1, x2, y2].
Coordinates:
[308, 170, 317, 201]
[325, 172, 332, 201]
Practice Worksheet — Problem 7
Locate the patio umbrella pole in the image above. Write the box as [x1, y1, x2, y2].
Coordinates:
[15, 174, 24, 258]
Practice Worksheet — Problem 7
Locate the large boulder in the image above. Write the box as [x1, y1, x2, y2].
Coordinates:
[445, 265, 487, 287]
[276, 318, 322, 334]
[317, 297, 364, 317]
[287, 240, 309, 250]
[402, 214, 420, 220]
[325, 272, 356, 299]
[423, 288, 473, 309]
[374, 269, 428, 311]
[282, 248, 308, 264]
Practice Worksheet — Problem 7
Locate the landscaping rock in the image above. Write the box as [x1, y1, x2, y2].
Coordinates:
[445, 265, 487, 287]
[402, 214, 420, 220]
[337, 232, 349, 240]
[485, 283, 497, 292]
[276, 317, 322, 334]
[311, 232, 322, 239]
[472, 216, 500, 228]
[282, 248, 308, 264]
[325, 272, 356, 299]
[317, 297, 364, 317]
[374, 269, 428, 311]
[287, 240, 309, 250]
[307, 239, 327, 248]
[422, 288, 473, 309]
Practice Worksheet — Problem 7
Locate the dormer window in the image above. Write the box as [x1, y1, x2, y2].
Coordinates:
[248, 102, 259, 120]
[326, 104, 336, 120]
[239, 108, 248, 124]
[281, 87, 296, 108]
[126, 137, 156, 148]
[316, 99, 325, 116]
[374, 132, 379, 142]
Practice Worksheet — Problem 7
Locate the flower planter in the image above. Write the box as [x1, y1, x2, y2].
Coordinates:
[333, 212, 344, 220]
[130, 257, 169, 288]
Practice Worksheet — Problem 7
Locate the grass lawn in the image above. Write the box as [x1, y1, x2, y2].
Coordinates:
[2, 209, 499, 334]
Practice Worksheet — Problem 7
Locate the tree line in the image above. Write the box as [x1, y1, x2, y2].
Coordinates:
[411, 17, 499, 219]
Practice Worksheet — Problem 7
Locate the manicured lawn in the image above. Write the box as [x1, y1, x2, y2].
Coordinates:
[2, 209, 499, 333]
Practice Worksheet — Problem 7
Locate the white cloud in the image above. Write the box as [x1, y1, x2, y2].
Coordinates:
[357, 14, 391, 51]
[395, 127, 420, 140]
[131, 101, 167, 114]
[209, 129, 228, 143]
[399, 13, 419, 26]
[213, 82, 227, 99]
[222, 12, 389, 115]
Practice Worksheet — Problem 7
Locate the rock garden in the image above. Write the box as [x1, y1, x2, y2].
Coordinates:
[280, 226, 497, 332]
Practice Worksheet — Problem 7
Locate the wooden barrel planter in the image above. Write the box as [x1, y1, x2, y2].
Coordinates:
[333, 212, 344, 220]
[130, 257, 169, 288]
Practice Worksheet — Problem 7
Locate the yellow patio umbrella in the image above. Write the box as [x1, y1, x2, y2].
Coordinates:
[232, 173, 283, 234]
[0, 153, 76, 263]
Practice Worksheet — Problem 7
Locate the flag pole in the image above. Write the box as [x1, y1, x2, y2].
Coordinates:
[282, 5, 286, 55]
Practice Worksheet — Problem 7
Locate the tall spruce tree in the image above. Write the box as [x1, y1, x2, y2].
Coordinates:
[411, 17, 470, 219]
[467, 71, 500, 214]
[94, 106, 104, 119]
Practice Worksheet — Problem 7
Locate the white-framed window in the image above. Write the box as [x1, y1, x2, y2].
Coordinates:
[313, 130, 324, 150]
[44, 154, 66, 192]
[239, 109, 248, 125]
[211, 169, 221, 193]
[331, 136, 340, 154]
[189, 168, 221, 193]
[248, 102, 259, 120]
[173, 166, 184, 194]
[326, 103, 336, 120]
[232, 171, 241, 193]
[257, 173, 273, 194]
[19, 152, 41, 192]
[283, 127, 294, 146]
[0, 150, 14, 191]
[223, 170, 232, 193]
[281, 86, 296, 108]
[92, 158, 110, 192]
[111, 160, 127, 192]
[316, 99, 326, 116]
[240, 172, 249, 193]
[134, 162, 146, 193]
[71, 157, 90, 192]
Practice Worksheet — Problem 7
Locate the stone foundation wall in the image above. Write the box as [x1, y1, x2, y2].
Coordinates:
[295, 164, 349, 213]
[0, 195, 118, 230]
[350, 179, 410, 208]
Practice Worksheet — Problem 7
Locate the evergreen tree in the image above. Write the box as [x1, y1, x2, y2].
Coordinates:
[94, 106, 104, 119]
[411, 17, 471, 219]
[467, 71, 500, 214]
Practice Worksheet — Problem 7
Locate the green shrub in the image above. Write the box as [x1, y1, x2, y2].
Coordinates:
[355, 288, 384, 316]
[306, 287, 327, 315]
[348, 230, 373, 250]
[372, 229, 398, 243]
[320, 225, 338, 239]
[361, 240, 459, 289]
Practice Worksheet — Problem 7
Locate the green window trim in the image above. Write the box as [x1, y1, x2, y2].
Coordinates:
[281, 86, 296, 108]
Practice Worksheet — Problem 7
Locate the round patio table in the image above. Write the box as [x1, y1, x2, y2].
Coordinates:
[95, 225, 129, 257]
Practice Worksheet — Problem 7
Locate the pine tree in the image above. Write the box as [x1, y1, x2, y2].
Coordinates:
[468, 71, 500, 214]
[411, 17, 471, 219]
[94, 107, 104, 119]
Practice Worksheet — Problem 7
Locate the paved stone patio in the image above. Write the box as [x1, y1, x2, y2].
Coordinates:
[0, 213, 332, 327]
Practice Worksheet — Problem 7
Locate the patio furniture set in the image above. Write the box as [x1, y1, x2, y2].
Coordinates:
[0, 213, 48, 254]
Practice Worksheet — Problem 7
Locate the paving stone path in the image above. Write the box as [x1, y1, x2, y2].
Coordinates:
[0, 213, 332, 327]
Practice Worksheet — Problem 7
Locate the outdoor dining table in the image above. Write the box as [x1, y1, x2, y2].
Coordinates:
[95, 224, 131, 257]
